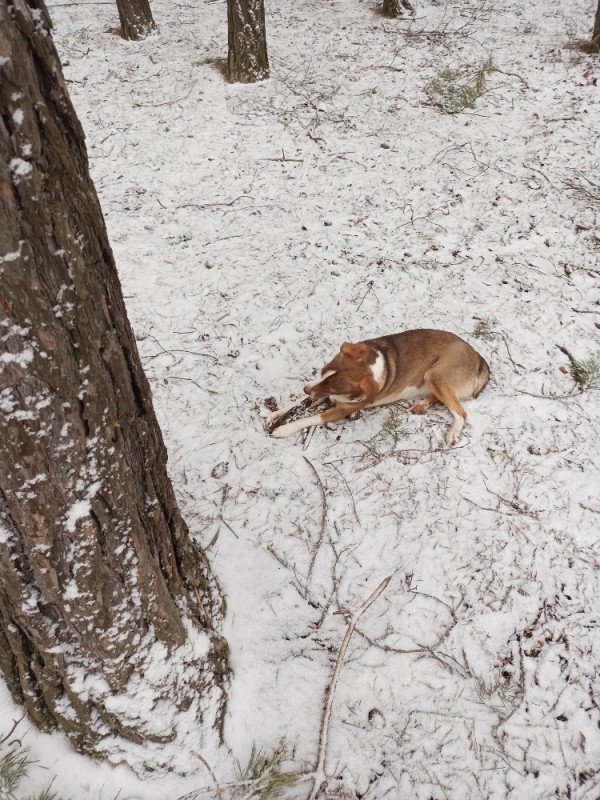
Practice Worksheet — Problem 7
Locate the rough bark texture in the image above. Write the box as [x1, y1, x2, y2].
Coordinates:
[593, 0, 600, 46]
[115, 0, 156, 41]
[227, 0, 269, 84]
[382, 0, 414, 17]
[0, 0, 228, 757]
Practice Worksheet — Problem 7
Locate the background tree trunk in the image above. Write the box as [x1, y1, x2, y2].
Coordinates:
[227, 0, 269, 83]
[0, 0, 228, 758]
[115, 0, 156, 40]
[382, 0, 414, 17]
[593, 0, 600, 46]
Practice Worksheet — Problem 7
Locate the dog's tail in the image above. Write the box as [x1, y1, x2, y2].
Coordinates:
[473, 356, 490, 398]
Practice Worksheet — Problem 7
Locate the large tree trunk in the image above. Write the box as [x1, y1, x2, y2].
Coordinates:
[115, 0, 156, 41]
[0, 0, 228, 760]
[593, 0, 600, 46]
[227, 0, 269, 83]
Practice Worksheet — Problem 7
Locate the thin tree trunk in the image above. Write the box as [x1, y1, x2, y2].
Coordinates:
[116, 0, 156, 40]
[382, 0, 414, 17]
[593, 0, 600, 46]
[227, 0, 269, 83]
[0, 0, 228, 758]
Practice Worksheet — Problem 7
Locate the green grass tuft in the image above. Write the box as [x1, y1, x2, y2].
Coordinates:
[426, 57, 496, 114]
[570, 356, 600, 390]
[237, 743, 299, 800]
[472, 317, 499, 342]
[0, 727, 65, 800]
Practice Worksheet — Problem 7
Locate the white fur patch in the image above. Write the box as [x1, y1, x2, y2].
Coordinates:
[320, 370, 336, 380]
[370, 352, 385, 387]
[446, 412, 465, 445]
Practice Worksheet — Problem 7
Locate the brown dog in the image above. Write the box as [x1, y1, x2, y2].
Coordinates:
[269, 329, 489, 444]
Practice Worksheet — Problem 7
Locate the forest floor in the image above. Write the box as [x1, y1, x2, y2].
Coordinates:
[3, 0, 600, 797]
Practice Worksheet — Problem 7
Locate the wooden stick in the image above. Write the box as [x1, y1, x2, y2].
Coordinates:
[308, 576, 392, 800]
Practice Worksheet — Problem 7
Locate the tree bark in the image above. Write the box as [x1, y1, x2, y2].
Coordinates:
[115, 0, 156, 41]
[227, 0, 269, 83]
[0, 0, 228, 759]
[593, 0, 600, 46]
[382, 0, 414, 17]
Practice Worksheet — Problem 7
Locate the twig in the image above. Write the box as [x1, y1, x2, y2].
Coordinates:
[515, 389, 582, 400]
[219, 516, 240, 539]
[133, 82, 197, 108]
[258, 151, 304, 162]
[499, 333, 525, 372]
[177, 773, 314, 800]
[555, 343, 578, 364]
[192, 751, 222, 800]
[178, 195, 253, 210]
[493, 66, 529, 87]
[308, 130, 326, 146]
[169, 376, 218, 395]
[144, 334, 219, 363]
[204, 234, 244, 246]
[264, 544, 315, 605]
[303, 456, 327, 582]
[307, 576, 392, 800]
[0, 715, 25, 745]
[326, 462, 360, 526]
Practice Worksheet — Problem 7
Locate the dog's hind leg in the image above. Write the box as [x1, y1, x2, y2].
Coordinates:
[423, 371, 468, 445]
[409, 394, 438, 415]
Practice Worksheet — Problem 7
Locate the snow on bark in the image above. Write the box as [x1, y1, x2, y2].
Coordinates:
[0, 0, 228, 765]
[115, 0, 156, 41]
[227, 0, 269, 84]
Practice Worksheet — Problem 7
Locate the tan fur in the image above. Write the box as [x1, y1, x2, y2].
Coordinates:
[272, 329, 490, 444]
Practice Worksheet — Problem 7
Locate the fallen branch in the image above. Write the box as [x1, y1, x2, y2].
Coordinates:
[308, 575, 392, 800]
[303, 456, 327, 582]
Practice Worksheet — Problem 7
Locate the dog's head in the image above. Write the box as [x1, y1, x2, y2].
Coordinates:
[304, 342, 380, 405]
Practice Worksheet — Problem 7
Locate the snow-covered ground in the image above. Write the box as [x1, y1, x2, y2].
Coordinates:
[4, 0, 600, 797]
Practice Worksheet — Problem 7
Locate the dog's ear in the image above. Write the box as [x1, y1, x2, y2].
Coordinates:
[341, 342, 371, 362]
[359, 375, 379, 404]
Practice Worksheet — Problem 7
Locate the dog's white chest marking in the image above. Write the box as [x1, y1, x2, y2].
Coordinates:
[370, 352, 385, 387]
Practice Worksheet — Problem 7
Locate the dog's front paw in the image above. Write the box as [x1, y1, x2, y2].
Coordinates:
[266, 406, 290, 426]
[270, 423, 296, 438]
[410, 401, 429, 415]
[446, 426, 462, 445]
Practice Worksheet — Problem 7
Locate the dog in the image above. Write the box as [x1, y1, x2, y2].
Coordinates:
[269, 329, 490, 444]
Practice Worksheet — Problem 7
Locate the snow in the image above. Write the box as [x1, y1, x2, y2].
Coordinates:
[0, 347, 34, 369]
[0, 244, 24, 264]
[2, 0, 600, 797]
[8, 157, 32, 179]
